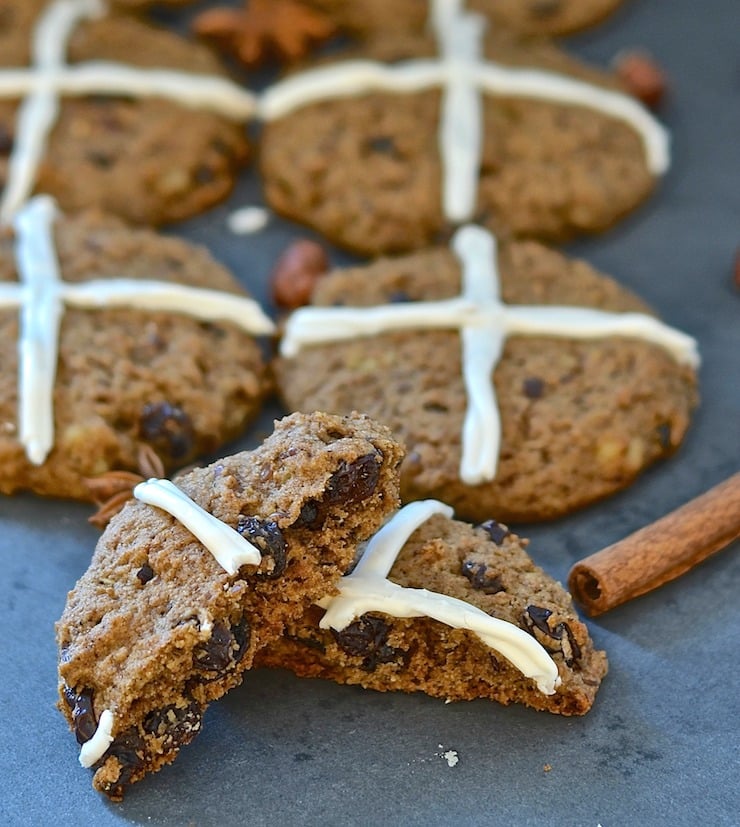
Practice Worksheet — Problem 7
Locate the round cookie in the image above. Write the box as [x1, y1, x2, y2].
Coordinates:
[259, 15, 666, 256]
[303, 0, 626, 38]
[0, 198, 272, 500]
[274, 227, 699, 523]
[0, 0, 252, 226]
[257, 502, 609, 715]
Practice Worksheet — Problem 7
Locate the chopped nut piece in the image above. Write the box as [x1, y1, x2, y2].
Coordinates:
[614, 49, 667, 110]
[270, 239, 329, 309]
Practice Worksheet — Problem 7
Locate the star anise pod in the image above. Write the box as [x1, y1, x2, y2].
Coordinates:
[193, 0, 336, 67]
[84, 444, 165, 529]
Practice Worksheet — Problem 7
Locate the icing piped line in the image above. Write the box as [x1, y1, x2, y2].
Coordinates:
[12, 196, 65, 465]
[0, 0, 256, 222]
[258, 0, 669, 226]
[318, 500, 560, 696]
[133, 478, 262, 576]
[79, 708, 114, 768]
[281, 224, 699, 484]
[0, 63, 257, 118]
[6, 195, 274, 465]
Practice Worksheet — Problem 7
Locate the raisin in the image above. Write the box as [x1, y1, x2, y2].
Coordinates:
[477, 519, 510, 545]
[0, 125, 13, 155]
[522, 377, 545, 399]
[86, 150, 114, 169]
[193, 619, 251, 673]
[521, 605, 582, 666]
[63, 686, 98, 745]
[143, 700, 202, 752]
[136, 564, 154, 585]
[367, 136, 398, 156]
[331, 615, 404, 671]
[138, 402, 194, 460]
[656, 422, 672, 450]
[528, 0, 561, 18]
[292, 453, 380, 529]
[236, 516, 287, 578]
[460, 560, 504, 594]
[106, 727, 146, 785]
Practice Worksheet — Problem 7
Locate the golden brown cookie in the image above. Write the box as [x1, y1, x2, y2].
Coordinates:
[0, 0, 252, 225]
[260, 18, 667, 255]
[57, 411, 404, 799]
[274, 227, 699, 522]
[0, 198, 272, 500]
[257, 503, 608, 715]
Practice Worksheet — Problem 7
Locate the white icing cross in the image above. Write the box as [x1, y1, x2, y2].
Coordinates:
[133, 478, 262, 576]
[1, 195, 275, 465]
[258, 0, 670, 224]
[318, 499, 561, 696]
[281, 224, 699, 485]
[0, 0, 257, 223]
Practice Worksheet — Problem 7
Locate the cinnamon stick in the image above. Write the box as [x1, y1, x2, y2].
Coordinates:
[568, 472, 740, 616]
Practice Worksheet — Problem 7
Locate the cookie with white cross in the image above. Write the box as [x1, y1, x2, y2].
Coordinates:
[0, 196, 274, 500]
[257, 500, 608, 715]
[274, 225, 699, 522]
[0, 0, 255, 226]
[57, 410, 404, 798]
[259, 0, 667, 255]
[303, 0, 625, 38]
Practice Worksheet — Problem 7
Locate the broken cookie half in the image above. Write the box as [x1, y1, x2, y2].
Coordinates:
[56, 411, 403, 799]
[257, 500, 608, 715]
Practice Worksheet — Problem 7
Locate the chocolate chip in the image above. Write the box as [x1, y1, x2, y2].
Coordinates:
[236, 516, 287, 578]
[63, 686, 98, 745]
[0, 125, 13, 155]
[143, 700, 202, 752]
[477, 519, 510, 545]
[522, 377, 545, 399]
[331, 614, 404, 671]
[136, 564, 154, 585]
[193, 619, 251, 673]
[138, 402, 194, 460]
[460, 560, 505, 594]
[292, 452, 381, 529]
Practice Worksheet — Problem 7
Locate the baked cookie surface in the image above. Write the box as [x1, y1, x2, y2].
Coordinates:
[275, 228, 699, 522]
[0, 0, 252, 225]
[0, 198, 272, 500]
[56, 411, 404, 798]
[257, 502, 608, 715]
[260, 17, 665, 255]
[303, 0, 625, 38]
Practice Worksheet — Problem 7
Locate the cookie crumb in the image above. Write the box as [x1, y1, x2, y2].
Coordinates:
[543, 763, 553, 772]
[442, 749, 459, 768]
[733, 248, 740, 290]
[227, 206, 270, 235]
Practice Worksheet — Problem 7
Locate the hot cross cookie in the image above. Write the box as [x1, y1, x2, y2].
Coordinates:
[0, 0, 256, 225]
[57, 411, 404, 799]
[257, 500, 608, 715]
[0, 196, 274, 499]
[275, 226, 699, 522]
[302, 0, 626, 38]
[259, 0, 667, 255]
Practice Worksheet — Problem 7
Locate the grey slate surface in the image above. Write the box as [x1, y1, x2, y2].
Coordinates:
[1, 0, 739, 824]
